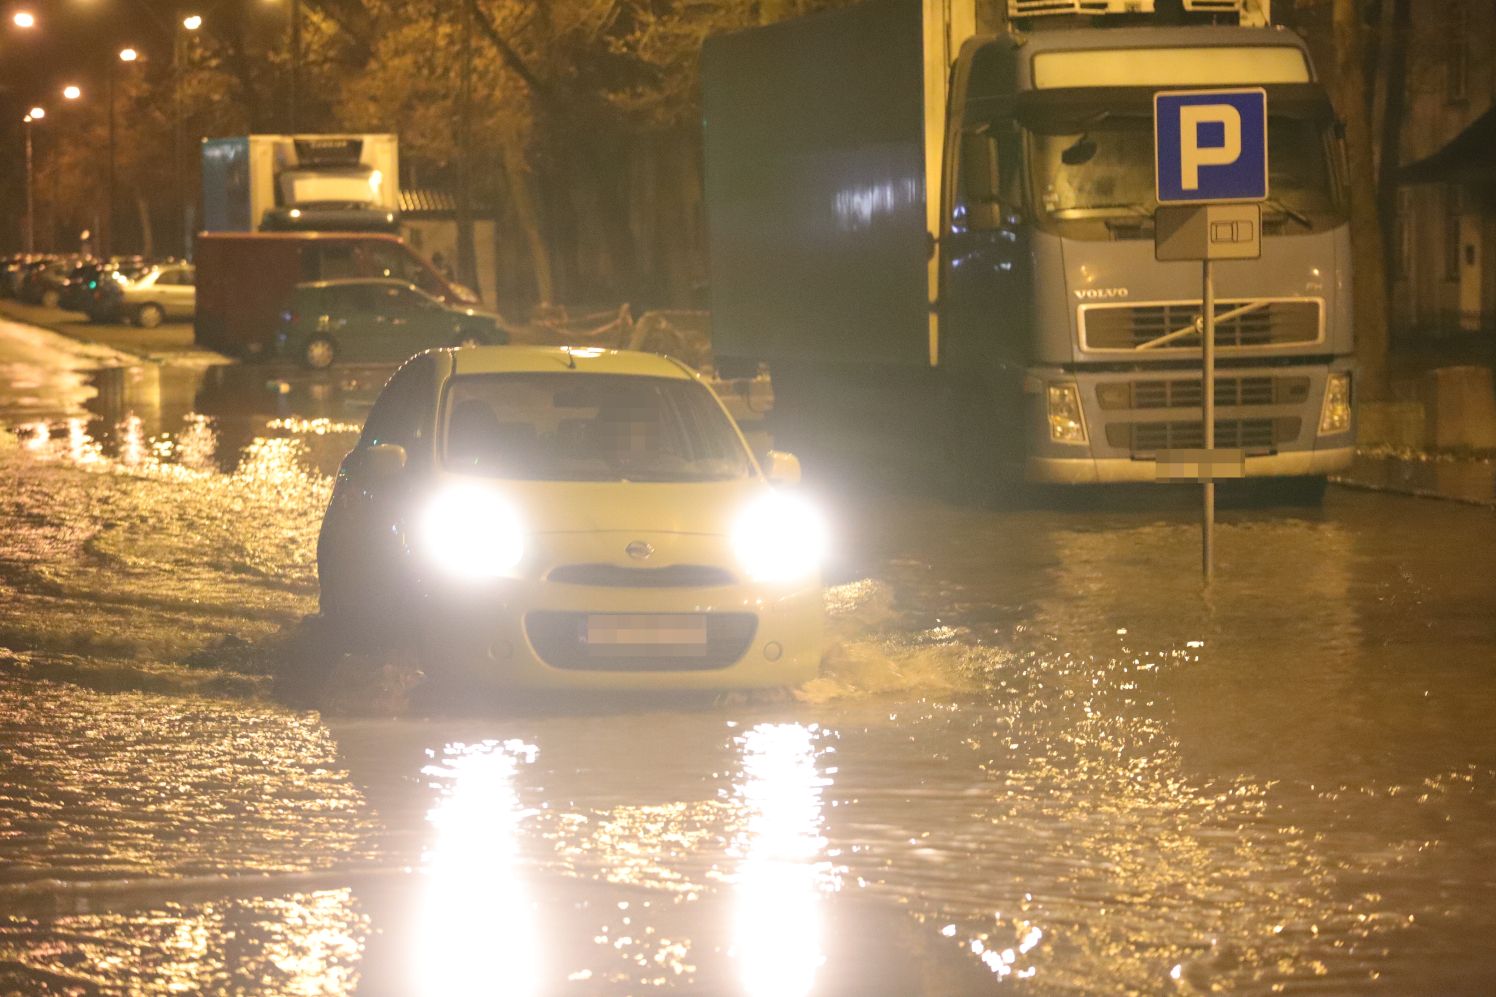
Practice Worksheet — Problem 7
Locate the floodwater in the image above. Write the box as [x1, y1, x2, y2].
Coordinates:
[1, 319, 1494, 994]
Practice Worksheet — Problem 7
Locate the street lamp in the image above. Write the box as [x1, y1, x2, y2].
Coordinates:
[62, 85, 82, 101]
[12, 10, 35, 28]
[23, 109, 44, 252]
[175, 14, 203, 256]
[108, 48, 141, 257]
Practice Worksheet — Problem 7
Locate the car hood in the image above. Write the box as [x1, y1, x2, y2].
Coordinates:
[440, 476, 769, 537]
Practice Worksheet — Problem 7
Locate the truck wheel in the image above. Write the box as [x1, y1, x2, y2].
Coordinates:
[303, 335, 338, 370]
[41, 288, 60, 309]
[135, 303, 164, 328]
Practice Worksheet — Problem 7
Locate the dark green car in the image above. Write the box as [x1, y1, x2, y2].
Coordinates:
[276, 278, 508, 369]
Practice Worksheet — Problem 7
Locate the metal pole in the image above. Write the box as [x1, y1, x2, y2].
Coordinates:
[107, 63, 117, 257]
[174, 27, 184, 258]
[1202, 258, 1215, 584]
[24, 120, 34, 253]
[290, 0, 301, 131]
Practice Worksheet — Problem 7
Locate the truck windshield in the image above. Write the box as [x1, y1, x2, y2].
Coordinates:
[1027, 114, 1344, 238]
[442, 372, 753, 483]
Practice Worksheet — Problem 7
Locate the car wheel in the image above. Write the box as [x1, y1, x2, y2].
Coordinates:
[135, 303, 165, 328]
[302, 335, 338, 370]
[40, 288, 60, 309]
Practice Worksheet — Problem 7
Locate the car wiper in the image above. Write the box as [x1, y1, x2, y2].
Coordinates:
[1261, 198, 1313, 230]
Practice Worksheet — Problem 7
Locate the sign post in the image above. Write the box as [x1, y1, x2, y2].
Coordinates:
[1153, 88, 1268, 583]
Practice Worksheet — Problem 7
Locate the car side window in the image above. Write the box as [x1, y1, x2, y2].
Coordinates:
[179, 269, 196, 287]
[360, 356, 437, 455]
[157, 270, 179, 287]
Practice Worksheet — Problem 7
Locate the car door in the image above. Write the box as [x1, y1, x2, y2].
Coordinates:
[318, 354, 440, 615]
[325, 285, 385, 362]
[388, 284, 454, 356]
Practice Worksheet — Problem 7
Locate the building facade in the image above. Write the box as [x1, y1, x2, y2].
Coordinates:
[1393, 0, 1496, 339]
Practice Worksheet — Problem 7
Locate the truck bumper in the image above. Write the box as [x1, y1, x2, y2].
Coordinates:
[1027, 445, 1353, 484]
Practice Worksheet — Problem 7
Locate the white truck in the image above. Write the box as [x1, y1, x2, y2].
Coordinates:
[201, 134, 400, 234]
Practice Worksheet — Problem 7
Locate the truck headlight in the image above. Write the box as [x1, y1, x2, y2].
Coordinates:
[1047, 383, 1088, 444]
[732, 492, 828, 584]
[420, 484, 524, 578]
[1318, 372, 1352, 435]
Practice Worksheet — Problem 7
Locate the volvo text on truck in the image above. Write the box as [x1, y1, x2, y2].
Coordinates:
[703, 0, 1354, 495]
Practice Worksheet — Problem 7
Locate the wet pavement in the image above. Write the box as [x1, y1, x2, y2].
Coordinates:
[1, 316, 1495, 994]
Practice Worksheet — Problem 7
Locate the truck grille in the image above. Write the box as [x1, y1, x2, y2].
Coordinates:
[525, 611, 757, 671]
[1096, 376, 1311, 410]
[1105, 418, 1300, 454]
[1081, 299, 1321, 351]
[546, 564, 736, 587]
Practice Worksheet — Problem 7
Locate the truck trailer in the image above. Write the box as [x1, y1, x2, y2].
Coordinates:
[201, 134, 400, 234]
[703, 0, 1354, 496]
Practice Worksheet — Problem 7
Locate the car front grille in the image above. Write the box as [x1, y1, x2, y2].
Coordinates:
[1081, 299, 1321, 351]
[525, 611, 758, 671]
[546, 564, 737, 587]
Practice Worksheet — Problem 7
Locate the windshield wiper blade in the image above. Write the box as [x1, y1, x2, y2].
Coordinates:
[1261, 198, 1313, 230]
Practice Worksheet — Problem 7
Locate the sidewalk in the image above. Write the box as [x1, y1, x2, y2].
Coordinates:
[0, 299, 230, 367]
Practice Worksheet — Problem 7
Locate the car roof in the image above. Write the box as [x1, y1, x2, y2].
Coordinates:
[297, 278, 416, 292]
[449, 346, 694, 380]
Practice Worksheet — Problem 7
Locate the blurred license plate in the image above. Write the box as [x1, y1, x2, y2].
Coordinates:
[584, 614, 708, 656]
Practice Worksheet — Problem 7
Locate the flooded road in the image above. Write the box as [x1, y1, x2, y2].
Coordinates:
[1, 318, 1494, 994]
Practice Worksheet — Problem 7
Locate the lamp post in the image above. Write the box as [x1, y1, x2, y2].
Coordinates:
[107, 48, 139, 258]
[11, 10, 35, 29]
[175, 14, 202, 258]
[23, 106, 44, 252]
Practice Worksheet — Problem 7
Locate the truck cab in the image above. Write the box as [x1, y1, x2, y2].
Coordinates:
[942, 21, 1354, 483]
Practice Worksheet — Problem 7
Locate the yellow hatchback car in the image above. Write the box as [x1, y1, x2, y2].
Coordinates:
[316, 346, 825, 691]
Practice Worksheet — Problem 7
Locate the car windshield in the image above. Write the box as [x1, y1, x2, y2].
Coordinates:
[441, 372, 752, 482]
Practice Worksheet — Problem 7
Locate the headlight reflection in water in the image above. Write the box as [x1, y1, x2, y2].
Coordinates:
[732, 722, 835, 997]
[414, 739, 541, 996]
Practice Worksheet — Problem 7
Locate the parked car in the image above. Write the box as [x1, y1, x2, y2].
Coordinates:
[275, 278, 506, 369]
[315, 345, 825, 692]
[195, 231, 479, 357]
[85, 259, 158, 322]
[109, 264, 196, 327]
[18, 259, 77, 308]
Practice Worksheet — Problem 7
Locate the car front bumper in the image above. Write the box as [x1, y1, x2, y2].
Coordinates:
[415, 536, 822, 692]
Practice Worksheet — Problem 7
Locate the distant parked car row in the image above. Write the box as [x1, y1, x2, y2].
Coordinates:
[1, 254, 192, 328]
[4, 239, 508, 368]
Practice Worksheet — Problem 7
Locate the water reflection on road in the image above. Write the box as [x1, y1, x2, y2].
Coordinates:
[0, 343, 1494, 993]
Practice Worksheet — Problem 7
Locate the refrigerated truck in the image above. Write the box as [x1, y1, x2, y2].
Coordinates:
[201, 134, 400, 234]
[703, 0, 1354, 490]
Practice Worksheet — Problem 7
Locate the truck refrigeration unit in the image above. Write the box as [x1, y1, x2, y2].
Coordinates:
[201, 134, 400, 234]
[703, 0, 1354, 498]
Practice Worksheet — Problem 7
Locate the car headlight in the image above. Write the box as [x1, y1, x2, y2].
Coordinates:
[1318, 372, 1352, 435]
[1047, 382, 1088, 444]
[419, 484, 524, 578]
[732, 492, 828, 584]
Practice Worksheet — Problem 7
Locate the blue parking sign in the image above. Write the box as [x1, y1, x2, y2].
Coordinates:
[1154, 88, 1267, 204]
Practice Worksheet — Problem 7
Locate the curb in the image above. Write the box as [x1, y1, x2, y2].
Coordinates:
[0, 301, 232, 368]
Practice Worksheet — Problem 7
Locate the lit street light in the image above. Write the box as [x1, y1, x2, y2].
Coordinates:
[63, 85, 82, 100]
[23, 110, 43, 252]
[175, 15, 203, 255]
[109, 48, 142, 256]
[12, 10, 35, 28]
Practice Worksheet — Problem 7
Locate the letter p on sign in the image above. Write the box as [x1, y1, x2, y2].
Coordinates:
[1155, 89, 1267, 205]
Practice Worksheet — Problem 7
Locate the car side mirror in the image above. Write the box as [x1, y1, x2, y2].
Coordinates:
[763, 450, 802, 485]
[362, 442, 407, 478]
